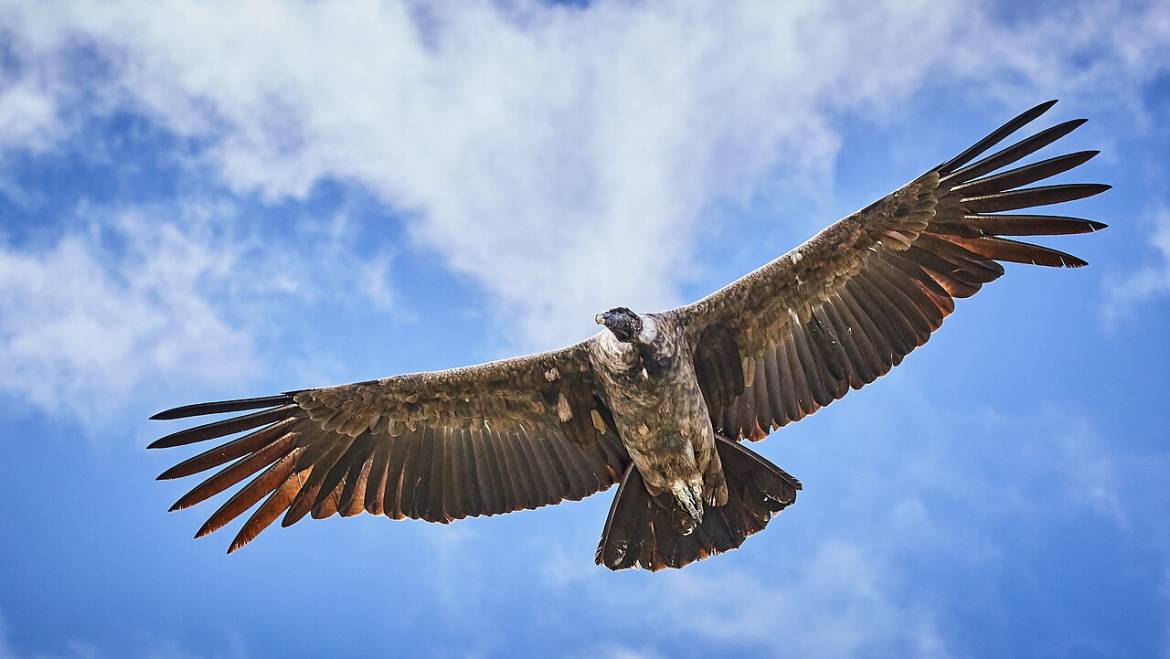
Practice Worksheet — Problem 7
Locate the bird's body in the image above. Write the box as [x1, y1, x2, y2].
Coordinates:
[588, 313, 725, 534]
[147, 100, 1109, 570]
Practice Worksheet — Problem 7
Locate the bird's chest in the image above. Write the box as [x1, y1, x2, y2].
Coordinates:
[590, 329, 712, 457]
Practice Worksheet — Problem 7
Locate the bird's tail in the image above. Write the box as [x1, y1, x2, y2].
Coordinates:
[595, 436, 800, 570]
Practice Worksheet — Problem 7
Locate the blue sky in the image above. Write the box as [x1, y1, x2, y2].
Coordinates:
[1, 1, 1169, 657]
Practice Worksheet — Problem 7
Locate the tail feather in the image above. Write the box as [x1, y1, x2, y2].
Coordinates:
[595, 437, 800, 571]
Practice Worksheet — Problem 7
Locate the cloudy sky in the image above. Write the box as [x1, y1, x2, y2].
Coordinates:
[1, 1, 1168, 657]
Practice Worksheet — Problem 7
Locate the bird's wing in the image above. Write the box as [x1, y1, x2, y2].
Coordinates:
[678, 100, 1107, 441]
[149, 340, 629, 552]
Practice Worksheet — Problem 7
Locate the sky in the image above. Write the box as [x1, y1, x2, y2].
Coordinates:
[0, 1, 1168, 657]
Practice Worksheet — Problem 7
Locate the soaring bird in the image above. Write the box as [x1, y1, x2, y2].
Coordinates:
[149, 101, 1107, 570]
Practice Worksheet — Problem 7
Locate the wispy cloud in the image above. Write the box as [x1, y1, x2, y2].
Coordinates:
[0, 199, 396, 425]
[0, 3, 1165, 658]
[0, 0, 1165, 425]
[1103, 205, 1170, 327]
[0, 205, 255, 424]
[1, 0, 1167, 351]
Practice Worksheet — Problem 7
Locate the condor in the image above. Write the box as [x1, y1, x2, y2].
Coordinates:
[150, 100, 1106, 570]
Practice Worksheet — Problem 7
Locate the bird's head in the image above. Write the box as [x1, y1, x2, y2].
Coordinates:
[595, 307, 643, 343]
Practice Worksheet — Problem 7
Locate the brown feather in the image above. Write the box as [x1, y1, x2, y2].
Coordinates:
[943, 235, 1088, 268]
[157, 417, 297, 480]
[340, 448, 375, 517]
[943, 119, 1087, 184]
[196, 449, 301, 539]
[469, 429, 503, 513]
[952, 150, 1099, 196]
[936, 99, 1058, 174]
[766, 348, 790, 430]
[933, 214, 1107, 237]
[169, 432, 296, 511]
[819, 299, 871, 388]
[362, 439, 393, 515]
[961, 184, 1110, 214]
[150, 394, 295, 421]
[282, 434, 358, 526]
[228, 466, 309, 553]
[149, 405, 298, 449]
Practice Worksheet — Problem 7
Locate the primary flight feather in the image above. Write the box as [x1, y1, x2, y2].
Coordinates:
[149, 100, 1107, 570]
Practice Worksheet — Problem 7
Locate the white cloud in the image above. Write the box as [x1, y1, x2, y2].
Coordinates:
[0, 200, 396, 425]
[1, 0, 1166, 350]
[0, 74, 60, 152]
[0, 208, 254, 423]
[1104, 206, 1170, 327]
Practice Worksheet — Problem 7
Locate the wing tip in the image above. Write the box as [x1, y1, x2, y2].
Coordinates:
[149, 395, 296, 422]
[146, 436, 175, 450]
[157, 467, 181, 481]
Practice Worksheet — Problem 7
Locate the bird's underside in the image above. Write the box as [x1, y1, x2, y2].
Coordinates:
[149, 100, 1107, 571]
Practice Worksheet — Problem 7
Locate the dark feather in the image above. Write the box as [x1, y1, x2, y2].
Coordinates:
[381, 431, 415, 519]
[692, 323, 745, 419]
[790, 321, 833, 408]
[196, 449, 300, 539]
[952, 150, 1099, 196]
[169, 432, 295, 511]
[819, 299, 871, 387]
[879, 252, 955, 315]
[362, 438, 393, 515]
[229, 468, 307, 553]
[406, 425, 436, 519]
[156, 417, 297, 480]
[149, 405, 298, 449]
[150, 394, 295, 420]
[595, 438, 799, 571]
[961, 183, 1110, 214]
[936, 99, 1057, 174]
[311, 433, 373, 517]
[932, 214, 1108, 237]
[339, 443, 376, 517]
[944, 119, 1088, 184]
[282, 434, 358, 526]
[943, 235, 1088, 268]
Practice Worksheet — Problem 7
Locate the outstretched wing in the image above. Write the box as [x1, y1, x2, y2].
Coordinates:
[149, 341, 629, 552]
[681, 100, 1107, 440]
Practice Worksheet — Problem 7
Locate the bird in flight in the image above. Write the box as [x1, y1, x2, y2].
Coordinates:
[150, 100, 1107, 570]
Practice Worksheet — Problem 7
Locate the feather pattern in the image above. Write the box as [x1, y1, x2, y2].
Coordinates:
[150, 343, 628, 552]
[595, 436, 800, 571]
[148, 100, 1105, 573]
[683, 99, 1106, 441]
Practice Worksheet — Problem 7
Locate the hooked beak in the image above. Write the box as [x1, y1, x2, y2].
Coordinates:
[595, 313, 605, 325]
